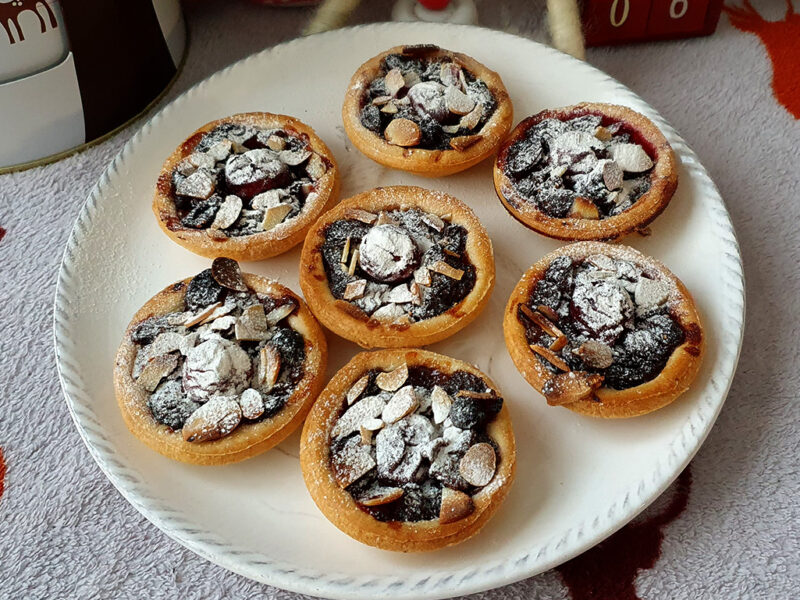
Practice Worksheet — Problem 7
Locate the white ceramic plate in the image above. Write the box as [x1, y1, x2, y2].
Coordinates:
[54, 23, 744, 600]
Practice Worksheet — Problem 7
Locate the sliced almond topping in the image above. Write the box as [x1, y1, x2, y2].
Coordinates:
[257, 345, 281, 392]
[445, 85, 476, 115]
[440, 62, 462, 87]
[600, 159, 623, 191]
[384, 68, 405, 96]
[358, 486, 404, 507]
[549, 335, 568, 352]
[265, 301, 296, 326]
[211, 257, 248, 292]
[376, 211, 392, 226]
[574, 340, 614, 369]
[183, 302, 223, 328]
[346, 208, 378, 224]
[261, 203, 292, 231]
[449, 134, 482, 151]
[265, 134, 286, 151]
[252, 189, 284, 211]
[371, 303, 406, 322]
[136, 353, 178, 392]
[372, 95, 393, 106]
[421, 213, 445, 232]
[518, 304, 564, 339]
[385, 118, 421, 147]
[376, 363, 408, 392]
[442, 247, 460, 258]
[279, 148, 311, 166]
[455, 390, 495, 400]
[384, 283, 415, 304]
[182, 396, 242, 443]
[459, 442, 497, 487]
[198, 302, 235, 325]
[380, 102, 398, 115]
[332, 395, 386, 438]
[331, 436, 376, 488]
[346, 374, 370, 406]
[442, 124, 460, 134]
[429, 261, 464, 280]
[439, 487, 474, 524]
[403, 70, 421, 88]
[609, 143, 653, 172]
[409, 281, 422, 306]
[340, 236, 351, 264]
[414, 267, 432, 286]
[348, 248, 360, 277]
[543, 371, 603, 406]
[568, 197, 600, 219]
[343, 279, 367, 301]
[431, 386, 452, 424]
[306, 153, 327, 180]
[537, 304, 559, 321]
[381, 385, 418, 424]
[146, 331, 183, 360]
[210, 195, 242, 230]
[359, 418, 385, 445]
[239, 388, 265, 420]
[530, 344, 571, 372]
[459, 104, 482, 131]
[209, 315, 236, 332]
[235, 304, 269, 341]
[393, 314, 411, 326]
[594, 126, 612, 141]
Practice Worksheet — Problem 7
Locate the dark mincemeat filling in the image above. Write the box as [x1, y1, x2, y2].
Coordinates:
[333, 366, 502, 523]
[503, 114, 653, 219]
[320, 209, 476, 321]
[359, 52, 497, 150]
[131, 269, 306, 430]
[520, 256, 684, 390]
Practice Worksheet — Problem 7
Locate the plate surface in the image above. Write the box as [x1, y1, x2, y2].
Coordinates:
[54, 23, 744, 600]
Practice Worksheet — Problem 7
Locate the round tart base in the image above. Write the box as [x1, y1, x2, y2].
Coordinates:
[503, 242, 704, 418]
[342, 44, 513, 177]
[113, 273, 328, 465]
[299, 185, 495, 349]
[300, 348, 516, 552]
[493, 102, 678, 242]
[153, 112, 340, 261]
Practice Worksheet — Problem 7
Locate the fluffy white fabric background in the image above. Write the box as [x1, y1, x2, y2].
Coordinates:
[0, 1, 797, 598]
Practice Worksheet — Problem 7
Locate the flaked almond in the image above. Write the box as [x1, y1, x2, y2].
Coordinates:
[207, 228, 227, 241]
[381, 385, 418, 424]
[543, 371, 603, 406]
[261, 203, 292, 231]
[331, 436, 376, 488]
[442, 124, 460, 135]
[445, 85, 476, 115]
[439, 487, 475, 524]
[372, 95, 392, 106]
[359, 418, 385, 445]
[549, 335, 568, 352]
[609, 143, 653, 172]
[343, 279, 367, 301]
[537, 304, 559, 321]
[209, 315, 236, 332]
[568, 197, 600, 219]
[442, 247, 460, 259]
[182, 396, 242, 442]
[136, 353, 178, 392]
[340, 236, 351, 264]
[449, 134, 482, 151]
[257, 344, 281, 391]
[346, 374, 371, 406]
[393, 314, 411, 326]
[146, 331, 184, 360]
[385, 118, 421, 147]
[440, 62, 462, 87]
[518, 304, 564, 339]
[414, 267, 432, 286]
[384, 68, 405, 96]
[266, 301, 296, 325]
[409, 281, 422, 306]
[306, 153, 327, 180]
[345, 208, 377, 224]
[376, 363, 408, 392]
[252, 189, 284, 211]
[455, 390, 496, 400]
[239, 388, 265, 420]
[199, 302, 235, 325]
[183, 302, 223, 328]
[376, 211, 393, 226]
[459, 104, 482, 131]
[421, 213, 445, 232]
[429, 261, 464, 280]
[210, 195, 242, 230]
[459, 442, 497, 487]
[332, 395, 386, 438]
[380, 102, 398, 115]
[371, 303, 405, 322]
[211, 257, 248, 292]
[530, 344, 571, 372]
[403, 71, 421, 88]
[206, 139, 233, 162]
[431, 386, 452, 424]
[279, 148, 311, 166]
[384, 283, 415, 304]
[358, 486, 403, 507]
[235, 304, 269, 341]
[348, 247, 360, 276]
[594, 126, 612, 141]
[265, 134, 286, 151]
[600, 159, 623, 191]
[574, 340, 614, 369]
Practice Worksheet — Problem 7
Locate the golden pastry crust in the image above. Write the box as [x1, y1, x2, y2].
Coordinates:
[113, 272, 328, 465]
[503, 242, 704, 418]
[153, 112, 340, 261]
[300, 348, 516, 551]
[299, 185, 495, 348]
[342, 44, 513, 177]
[493, 103, 678, 241]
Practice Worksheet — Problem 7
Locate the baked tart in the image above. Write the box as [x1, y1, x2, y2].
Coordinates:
[504, 242, 703, 418]
[342, 44, 513, 177]
[300, 348, 515, 551]
[113, 258, 327, 464]
[494, 103, 677, 241]
[299, 185, 495, 348]
[153, 112, 339, 261]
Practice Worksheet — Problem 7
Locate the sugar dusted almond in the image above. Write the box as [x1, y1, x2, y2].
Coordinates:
[594, 126, 612, 141]
[210, 195, 242, 230]
[182, 396, 242, 442]
[431, 386, 452, 424]
[445, 85, 476, 115]
[543, 371, 603, 406]
[376, 363, 408, 392]
[183, 302, 223, 328]
[340, 236, 351, 264]
[207, 228, 227, 241]
[449, 134, 482, 151]
[384, 283, 414, 304]
[455, 390, 495, 400]
[429, 261, 464, 280]
[344, 279, 367, 301]
[442, 124, 460, 135]
[459, 105, 482, 131]
[414, 267, 432, 286]
[403, 70, 421, 88]
[346, 208, 378, 224]
[371, 303, 405, 322]
[518, 304, 564, 339]
[252, 189, 284, 211]
[549, 335, 568, 352]
[459, 442, 497, 487]
[348, 248, 360, 276]
[346, 374, 370, 406]
[332, 395, 386, 438]
[568, 197, 600, 219]
[530, 344, 571, 372]
[306, 153, 327, 180]
[331, 436, 376, 488]
[206, 139, 233, 162]
[235, 304, 269, 341]
[372, 95, 393, 106]
[376, 211, 392, 226]
[384, 68, 405, 96]
[393, 314, 411, 326]
[256, 345, 281, 392]
[266, 301, 296, 325]
[385, 118, 421, 147]
[587, 254, 616, 271]
[537, 304, 559, 321]
[381, 385, 418, 424]
[440, 62, 462, 87]
[574, 340, 614, 369]
[358, 486, 403, 506]
[409, 281, 422, 306]
[421, 212, 445, 232]
[279, 148, 311, 166]
[146, 331, 184, 359]
[261, 203, 292, 231]
[634, 277, 670, 310]
[136, 353, 178, 392]
[600, 160, 624, 191]
[609, 143, 653, 173]
[265, 134, 286, 151]
[359, 417, 385, 445]
[439, 487, 474, 524]
[211, 257, 247, 292]
[239, 388, 265, 420]
[380, 102, 398, 115]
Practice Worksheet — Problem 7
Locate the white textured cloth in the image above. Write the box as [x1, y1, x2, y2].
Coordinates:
[1, 1, 798, 598]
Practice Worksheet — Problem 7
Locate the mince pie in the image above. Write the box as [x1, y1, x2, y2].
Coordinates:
[494, 103, 677, 241]
[342, 44, 513, 177]
[299, 185, 495, 348]
[114, 258, 328, 464]
[504, 242, 703, 418]
[300, 349, 515, 551]
[153, 113, 339, 261]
